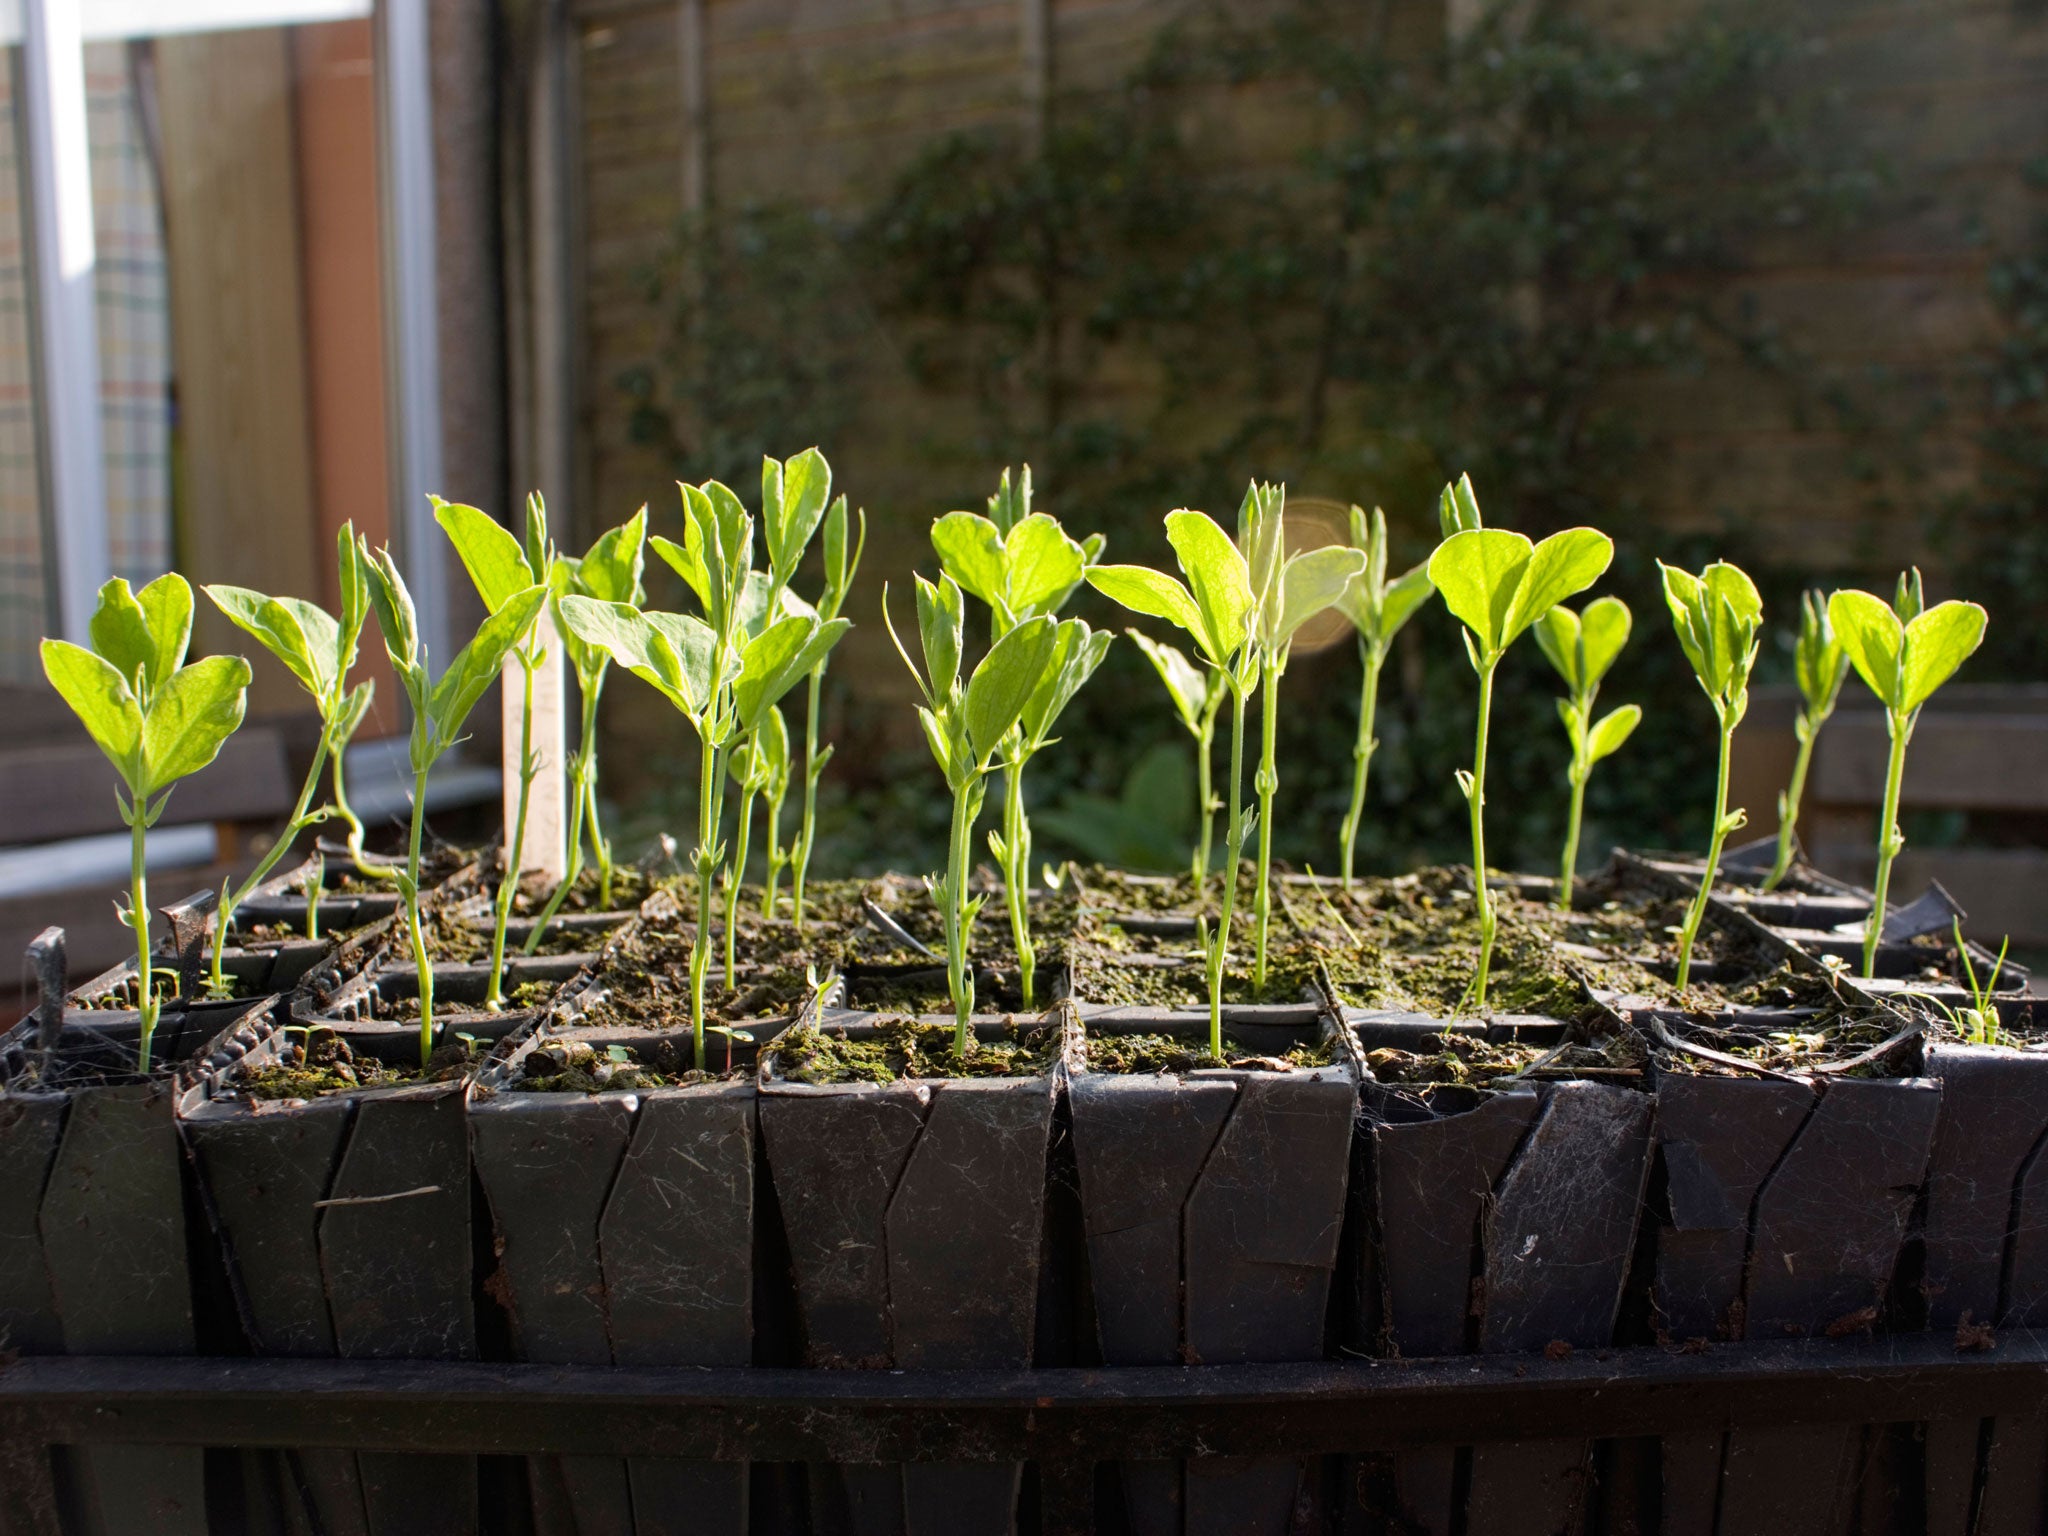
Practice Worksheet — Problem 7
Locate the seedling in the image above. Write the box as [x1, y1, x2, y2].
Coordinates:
[769, 454, 864, 932]
[1238, 483, 1366, 988]
[1128, 631, 1227, 880]
[1951, 917, 2010, 1047]
[361, 537, 547, 1065]
[931, 466, 1107, 1008]
[1763, 590, 1850, 892]
[885, 574, 1059, 1053]
[560, 477, 845, 1066]
[434, 495, 559, 1009]
[1534, 596, 1640, 909]
[202, 523, 373, 992]
[1090, 506, 1263, 1054]
[723, 704, 789, 980]
[1659, 560, 1764, 990]
[1828, 570, 1987, 977]
[41, 574, 252, 1070]
[528, 507, 648, 949]
[1429, 484, 1613, 1007]
[1335, 505, 1436, 889]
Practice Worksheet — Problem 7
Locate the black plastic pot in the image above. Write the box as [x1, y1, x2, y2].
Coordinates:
[177, 911, 555, 1536]
[1342, 1007, 1654, 1536]
[1068, 1002, 1356, 1536]
[470, 993, 762, 1536]
[0, 929, 277, 1536]
[758, 1000, 1071, 1536]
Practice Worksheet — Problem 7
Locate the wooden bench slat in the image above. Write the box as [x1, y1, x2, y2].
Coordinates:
[0, 729, 295, 845]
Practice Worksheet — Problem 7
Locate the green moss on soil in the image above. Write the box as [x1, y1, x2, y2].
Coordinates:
[1082, 1031, 1336, 1074]
[771, 1015, 1061, 1084]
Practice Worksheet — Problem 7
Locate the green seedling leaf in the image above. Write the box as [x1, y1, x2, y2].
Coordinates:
[1429, 529, 1531, 655]
[1129, 631, 1209, 734]
[1663, 560, 1762, 707]
[763, 447, 832, 588]
[1021, 619, 1113, 745]
[91, 573, 191, 695]
[41, 640, 144, 782]
[363, 542, 421, 672]
[1794, 589, 1848, 714]
[1534, 605, 1582, 690]
[427, 585, 549, 739]
[986, 465, 1030, 534]
[1586, 703, 1642, 763]
[1088, 565, 1205, 650]
[1503, 529, 1615, 645]
[1439, 473, 1483, 536]
[141, 653, 253, 792]
[964, 614, 1057, 763]
[642, 610, 719, 714]
[1900, 601, 1988, 713]
[651, 529, 712, 613]
[931, 512, 1006, 613]
[205, 585, 325, 698]
[735, 614, 851, 730]
[820, 497, 865, 618]
[915, 573, 964, 702]
[579, 506, 648, 606]
[1238, 481, 1287, 624]
[1166, 509, 1252, 666]
[1003, 513, 1089, 619]
[435, 498, 537, 613]
[1276, 544, 1366, 645]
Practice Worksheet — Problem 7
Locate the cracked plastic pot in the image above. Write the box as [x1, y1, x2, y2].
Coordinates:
[758, 989, 1075, 1536]
[1068, 997, 1357, 1536]
[0, 926, 279, 1536]
[469, 974, 772, 1536]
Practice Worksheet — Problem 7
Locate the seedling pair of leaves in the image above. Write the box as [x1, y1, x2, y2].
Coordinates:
[1534, 596, 1641, 908]
[42, 574, 253, 1070]
[886, 563, 1077, 1051]
[1090, 487, 1363, 1051]
[1828, 570, 1986, 977]
[1334, 504, 1437, 889]
[931, 466, 1109, 1010]
[1658, 560, 1764, 991]
[203, 524, 375, 994]
[1429, 487, 1615, 1009]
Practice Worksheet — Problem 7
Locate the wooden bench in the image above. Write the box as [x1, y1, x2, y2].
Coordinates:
[1731, 684, 2048, 946]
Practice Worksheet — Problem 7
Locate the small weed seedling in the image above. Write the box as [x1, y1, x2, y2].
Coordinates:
[1659, 560, 1764, 990]
[931, 466, 1107, 1009]
[1089, 506, 1262, 1054]
[202, 523, 373, 992]
[1335, 505, 1435, 890]
[528, 507, 648, 948]
[42, 575, 252, 1070]
[1429, 480, 1613, 1007]
[362, 537, 547, 1065]
[885, 574, 1059, 1053]
[1763, 590, 1850, 892]
[1534, 596, 1640, 909]
[1128, 631, 1227, 880]
[1238, 482, 1365, 989]
[434, 495, 558, 1009]
[1828, 571, 1988, 977]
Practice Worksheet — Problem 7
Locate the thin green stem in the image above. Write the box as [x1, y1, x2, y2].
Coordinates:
[406, 766, 435, 1067]
[527, 685, 601, 953]
[1193, 694, 1220, 895]
[1252, 653, 1281, 993]
[725, 778, 757, 990]
[946, 777, 977, 1056]
[1560, 758, 1587, 911]
[1206, 683, 1249, 1059]
[792, 667, 825, 931]
[763, 785, 789, 921]
[130, 807, 159, 1074]
[1674, 714, 1738, 992]
[689, 729, 723, 1072]
[1002, 754, 1036, 1009]
[1338, 638, 1382, 892]
[210, 731, 331, 996]
[1863, 711, 1913, 980]
[330, 741, 389, 882]
[486, 658, 539, 1009]
[1465, 660, 1499, 1010]
[1764, 716, 1819, 893]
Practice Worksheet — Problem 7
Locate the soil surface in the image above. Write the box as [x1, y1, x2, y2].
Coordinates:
[770, 1014, 1063, 1084]
[237, 1032, 475, 1100]
[509, 1035, 745, 1091]
[1080, 1031, 1336, 1074]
